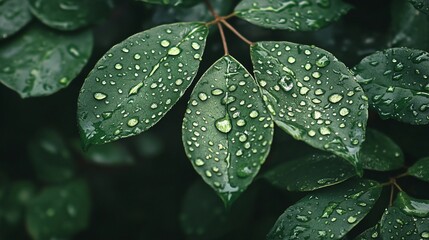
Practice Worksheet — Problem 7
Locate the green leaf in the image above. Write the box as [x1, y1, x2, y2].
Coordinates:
[409, 0, 429, 15]
[29, 130, 75, 183]
[139, 0, 200, 7]
[0, 181, 35, 226]
[251, 41, 368, 171]
[78, 22, 208, 146]
[360, 128, 404, 171]
[354, 225, 381, 240]
[26, 179, 91, 240]
[354, 47, 429, 125]
[267, 179, 381, 240]
[234, 0, 352, 31]
[381, 207, 429, 239]
[395, 192, 429, 218]
[0, 23, 93, 98]
[182, 55, 274, 206]
[0, 0, 32, 39]
[409, 157, 429, 182]
[28, 0, 113, 31]
[78, 141, 135, 166]
[264, 153, 356, 191]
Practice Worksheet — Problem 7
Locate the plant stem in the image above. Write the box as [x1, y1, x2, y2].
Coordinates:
[389, 184, 394, 206]
[204, 0, 229, 55]
[217, 22, 229, 55]
[221, 19, 254, 46]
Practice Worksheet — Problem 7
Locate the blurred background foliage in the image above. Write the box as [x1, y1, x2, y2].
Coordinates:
[1, 0, 429, 239]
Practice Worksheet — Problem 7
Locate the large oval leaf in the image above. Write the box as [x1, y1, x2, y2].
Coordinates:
[28, 0, 113, 31]
[354, 47, 429, 125]
[234, 0, 352, 31]
[360, 128, 404, 171]
[78, 22, 208, 146]
[251, 41, 368, 171]
[408, 157, 429, 182]
[182, 55, 274, 206]
[354, 225, 381, 240]
[0, 0, 32, 39]
[267, 179, 381, 240]
[264, 153, 356, 191]
[409, 0, 429, 14]
[395, 192, 429, 218]
[0, 24, 93, 98]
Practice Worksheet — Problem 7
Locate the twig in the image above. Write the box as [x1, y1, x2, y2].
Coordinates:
[217, 22, 229, 55]
[389, 184, 394, 207]
[220, 19, 254, 46]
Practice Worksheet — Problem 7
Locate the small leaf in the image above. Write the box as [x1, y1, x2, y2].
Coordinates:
[26, 179, 91, 240]
[138, 0, 201, 7]
[354, 225, 381, 240]
[409, 157, 429, 182]
[182, 55, 274, 206]
[354, 47, 429, 125]
[264, 153, 356, 191]
[28, 0, 113, 31]
[409, 0, 429, 15]
[360, 128, 404, 171]
[78, 22, 208, 146]
[0, 23, 93, 98]
[395, 192, 429, 218]
[251, 41, 368, 171]
[0, 0, 32, 39]
[234, 0, 352, 31]
[28, 130, 75, 183]
[267, 179, 381, 240]
[0, 181, 35, 226]
[77, 141, 135, 166]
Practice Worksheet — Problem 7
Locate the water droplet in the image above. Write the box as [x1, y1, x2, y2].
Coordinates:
[237, 166, 252, 178]
[215, 116, 232, 133]
[160, 40, 170, 47]
[237, 119, 246, 127]
[211, 89, 224, 96]
[287, 56, 296, 63]
[312, 71, 321, 79]
[134, 53, 141, 60]
[347, 216, 357, 224]
[250, 110, 259, 118]
[198, 92, 208, 101]
[195, 159, 204, 166]
[315, 55, 330, 68]
[319, 127, 331, 135]
[168, 47, 181, 56]
[421, 232, 429, 239]
[115, 63, 123, 70]
[191, 42, 201, 50]
[278, 75, 294, 91]
[127, 118, 139, 127]
[328, 94, 343, 103]
[339, 107, 350, 116]
[94, 92, 107, 100]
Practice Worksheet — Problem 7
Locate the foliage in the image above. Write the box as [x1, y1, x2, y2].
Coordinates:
[1, 0, 429, 239]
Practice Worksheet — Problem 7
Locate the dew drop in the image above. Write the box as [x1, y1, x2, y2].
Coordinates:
[215, 116, 232, 133]
[211, 89, 224, 96]
[195, 159, 205, 166]
[249, 110, 259, 118]
[191, 42, 201, 50]
[134, 53, 141, 60]
[94, 92, 107, 100]
[278, 75, 294, 91]
[160, 40, 170, 47]
[347, 216, 357, 224]
[421, 232, 429, 239]
[115, 63, 123, 70]
[198, 92, 208, 101]
[328, 94, 343, 104]
[168, 47, 181, 56]
[339, 107, 350, 116]
[315, 55, 330, 68]
[127, 118, 139, 127]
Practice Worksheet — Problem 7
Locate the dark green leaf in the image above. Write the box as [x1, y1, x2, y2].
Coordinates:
[409, 0, 429, 15]
[0, 181, 35, 226]
[138, 0, 200, 7]
[26, 179, 91, 240]
[267, 179, 381, 240]
[29, 130, 75, 183]
[264, 153, 356, 191]
[360, 128, 404, 171]
[353, 225, 381, 240]
[251, 41, 368, 171]
[234, 0, 352, 31]
[28, 0, 113, 31]
[395, 192, 429, 218]
[78, 22, 208, 146]
[354, 47, 429, 125]
[80, 142, 134, 166]
[0, 24, 93, 98]
[409, 157, 429, 182]
[0, 0, 32, 39]
[182, 55, 274, 206]
[381, 207, 429, 239]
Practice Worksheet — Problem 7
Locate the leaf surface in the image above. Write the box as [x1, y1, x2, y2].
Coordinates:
[139, 0, 200, 7]
[409, 157, 429, 182]
[182, 55, 274, 206]
[0, 0, 32, 39]
[251, 41, 368, 170]
[78, 22, 208, 146]
[409, 0, 429, 14]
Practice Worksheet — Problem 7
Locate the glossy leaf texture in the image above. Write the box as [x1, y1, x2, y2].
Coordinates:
[78, 22, 208, 146]
[234, 0, 352, 31]
[26, 179, 91, 240]
[408, 157, 429, 182]
[139, 0, 201, 7]
[28, 130, 75, 183]
[267, 179, 381, 240]
[28, 0, 113, 31]
[0, 0, 32, 39]
[395, 192, 429, 218]
[0, 24, 93, 98]
[182, 56, 274, 206]
[354, 47, 429, 125]
[409, 0, 429, 15]
[359, 128, 404, 171]
[264, 153, 356, 191]
[251, 41, 368, 171]
[354, 225, 381, 240]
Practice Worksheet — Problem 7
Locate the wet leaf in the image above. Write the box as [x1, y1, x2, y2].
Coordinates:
[395, 192, 429, 218]
[354, 225, 381, 240]
[234, 0, 352, 31]
[0, 23, 93, 98]
[28, 0, 113, 31]
[251, 41, 368, 171]
[360, 128, 404, 171]
[264, 153, 356, 191]
[78, 22, 208, 146]
[139, 0, 201, 7]
[0, 181, 35, 226]
[182, 56, 274, 206]
[0, 0, 32, 39]
[354, 47, 429, 125]
[267, 179, 381, 240]
[28, 130, 75, 183]
[409, 0, 429, 15]
[409, 157, 429, 182]
[380, 195, 429, 240]
[26, 179, 91, 240]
